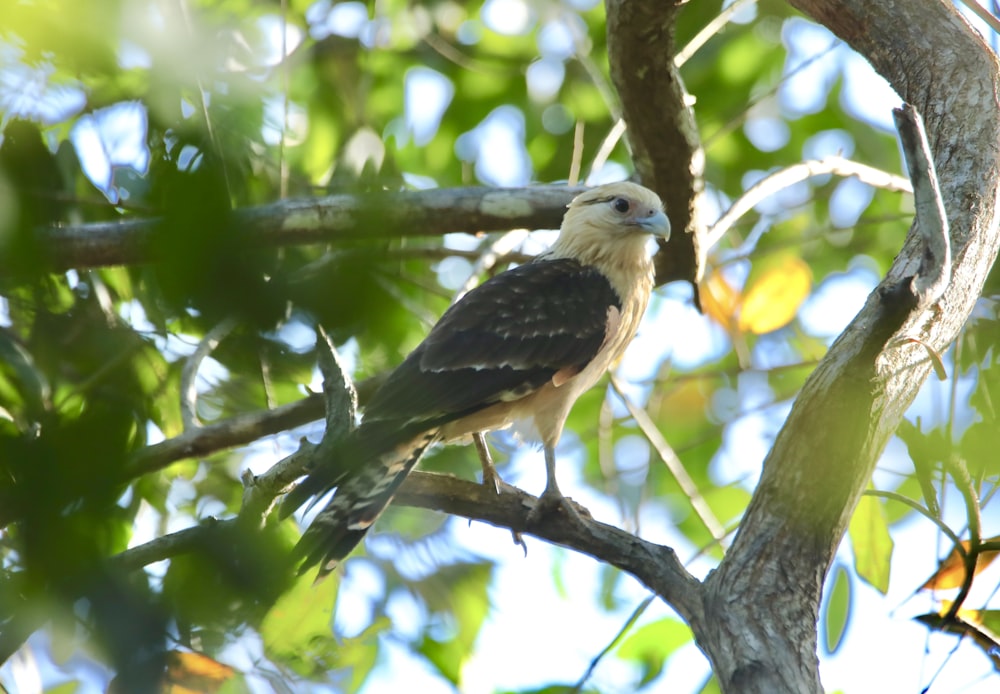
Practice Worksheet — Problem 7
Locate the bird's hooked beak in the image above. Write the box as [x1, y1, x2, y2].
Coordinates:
[633, 208, 671, 242]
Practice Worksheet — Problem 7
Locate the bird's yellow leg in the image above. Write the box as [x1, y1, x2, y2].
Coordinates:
[473, 432, 503, 494]
[527, 445, 590, 525]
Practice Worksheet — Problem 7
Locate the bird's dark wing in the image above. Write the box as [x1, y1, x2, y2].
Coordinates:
[364, 257, 622, 424]
[280, 258, 622, 522]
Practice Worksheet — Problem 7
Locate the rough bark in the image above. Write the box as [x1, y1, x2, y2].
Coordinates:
[693, 1, 1000, 691]
[25, 186, 584, 271]
[606, 0, 707, 292]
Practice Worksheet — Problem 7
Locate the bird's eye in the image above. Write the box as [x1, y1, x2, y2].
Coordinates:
[612, 197, 631, 214]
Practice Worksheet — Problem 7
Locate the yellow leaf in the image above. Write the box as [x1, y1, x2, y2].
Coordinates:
[921, 535, 1000, 590]
[107, 651, 236, 694]
[700, 269, 742, 330]
[165, 651, 236, 694]
[737, 256, 812, 334]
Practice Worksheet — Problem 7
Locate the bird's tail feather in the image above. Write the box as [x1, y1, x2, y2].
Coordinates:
[290, 428, 440, 578]
[278, 418, 425, 520]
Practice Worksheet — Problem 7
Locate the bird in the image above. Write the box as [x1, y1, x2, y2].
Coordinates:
[282, 181, 670, 577]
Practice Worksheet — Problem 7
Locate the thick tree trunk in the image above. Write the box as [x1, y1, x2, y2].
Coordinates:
[688, 1, 1000, 691]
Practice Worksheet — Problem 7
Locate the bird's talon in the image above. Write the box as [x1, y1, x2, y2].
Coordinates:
[510, 529, 527, 556]
[482, 470, 503, 495]
[527, 490, 590, 525]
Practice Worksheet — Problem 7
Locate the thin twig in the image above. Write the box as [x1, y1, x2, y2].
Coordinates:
[675, 0, 757, 68]
[943, 458, 982, 623]
[453, 229, 530, 301]
[862, 490, 963, 550]
[587, 119, 628, 184]
[569, 120, 585, 186]
[706, 156, 913, 249]
[957, 0, 1000, 34]
[177, 0, 232, 195]
[570, 595, 655, 693]
[180, 317, 238, 430]
[609, 375, 727, 543]
[703, 40, 841, 150]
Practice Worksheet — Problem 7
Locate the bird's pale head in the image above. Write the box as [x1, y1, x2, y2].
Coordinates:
[550, 182, 670, 272]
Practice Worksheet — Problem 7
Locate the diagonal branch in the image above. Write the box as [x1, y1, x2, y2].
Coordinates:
[694, 0, 1000, 690]
[393, 471, 705, 625]
[705, 156, 914, 249]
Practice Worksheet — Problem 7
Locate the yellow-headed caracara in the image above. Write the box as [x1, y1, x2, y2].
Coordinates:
[283, 182, 669, 576]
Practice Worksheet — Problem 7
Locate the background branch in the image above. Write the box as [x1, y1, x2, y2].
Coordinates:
[605, 0, 707, 292]
[705, 156, 914, 249]
[32, 186, 585, 271]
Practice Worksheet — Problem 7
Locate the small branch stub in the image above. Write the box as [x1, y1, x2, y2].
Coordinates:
[893, 103, 952, 306]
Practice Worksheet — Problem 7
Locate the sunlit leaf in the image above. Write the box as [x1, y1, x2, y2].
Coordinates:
[700, 270, 741, 331]
[920, 536, 1000, 591]
[975, 609, 1000, 647]
[737, 256, 812, 334]
[260, 571, 338, 677]
[822, 565, 851, 654]
[617, 617, 693, 687]
[164, 651, 236, 694]
[848, 491, 893, 594]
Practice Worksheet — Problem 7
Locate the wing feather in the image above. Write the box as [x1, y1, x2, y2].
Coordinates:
[365, 258, 621, 424]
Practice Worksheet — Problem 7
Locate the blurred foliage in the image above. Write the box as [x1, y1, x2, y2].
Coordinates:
[0, 0, 996, 692]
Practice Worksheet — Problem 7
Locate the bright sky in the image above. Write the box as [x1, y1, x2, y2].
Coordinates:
[2, 1, 999, 693]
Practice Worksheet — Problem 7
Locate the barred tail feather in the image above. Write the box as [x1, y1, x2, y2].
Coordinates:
[291, 429, 440, 577]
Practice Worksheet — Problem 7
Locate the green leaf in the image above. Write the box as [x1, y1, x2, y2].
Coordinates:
[823, 564, 851, 654]
[973, 609, 1000, 637]
[617, 617, 693, 688]
[414, 561, 494, 685]
[260, 571, 339, 678]
[849, 490, 894, 594]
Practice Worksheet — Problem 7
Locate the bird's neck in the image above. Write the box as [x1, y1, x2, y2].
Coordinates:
[547, 233, 656, 302]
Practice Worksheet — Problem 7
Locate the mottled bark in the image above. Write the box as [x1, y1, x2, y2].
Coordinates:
[26, 186, 585, 271]
[605, 0, 707, 292]
[695, 1, 1000, 691]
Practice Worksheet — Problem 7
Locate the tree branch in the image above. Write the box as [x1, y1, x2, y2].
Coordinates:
[32, 186, 585, 271]
[695, 0, 1000, 690]
[605, 0, 707, 292]
[127, 394, 324, 477]
[394, 471, 705, 625]
[705, 156, 914, 250]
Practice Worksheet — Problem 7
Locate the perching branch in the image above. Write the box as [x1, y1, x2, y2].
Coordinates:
[393, 471, 705, 625]
[114, 328, 361, 571]
[127, 394, 324, 478]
